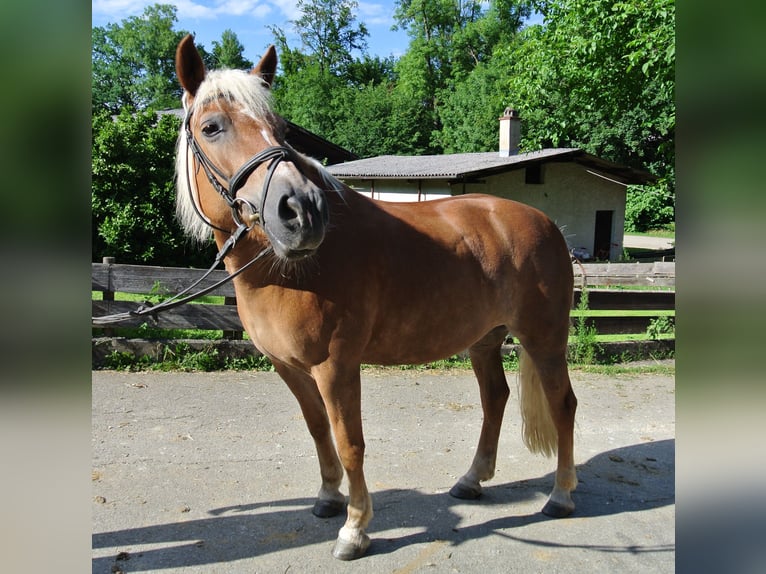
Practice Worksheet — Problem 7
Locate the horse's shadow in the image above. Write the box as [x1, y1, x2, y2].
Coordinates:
[92, 439, 674, 571]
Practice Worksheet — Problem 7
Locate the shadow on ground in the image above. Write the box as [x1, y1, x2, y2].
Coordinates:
[93, 439, 673, 571]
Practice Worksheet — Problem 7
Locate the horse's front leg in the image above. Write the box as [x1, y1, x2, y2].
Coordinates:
[313, 363, 373, 560]
[272, 361, 346, 518]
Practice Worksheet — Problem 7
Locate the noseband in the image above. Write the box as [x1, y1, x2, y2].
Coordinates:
[183, 111, 296, 233]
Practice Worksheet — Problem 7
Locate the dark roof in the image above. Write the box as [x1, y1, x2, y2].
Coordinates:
[156, 109, 358, 166]
[283, 122, 358, 165]
[327, 148, 655, 185]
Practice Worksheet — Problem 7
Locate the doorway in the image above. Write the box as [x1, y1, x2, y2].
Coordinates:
[594, 210, 614, 260]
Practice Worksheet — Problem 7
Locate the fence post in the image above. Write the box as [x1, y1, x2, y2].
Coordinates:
[100, 257, 116, 336]
[222, 296, 243, 339]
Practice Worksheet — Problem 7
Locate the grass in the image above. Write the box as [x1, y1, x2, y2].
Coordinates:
[586, 284, 675, 291]
[626, 231, 675, 240]
[100, 339, 674, 373]
[572, 362, 675, 376]
[92, 290, 224, 304]
[93, 290, 240, 340]
[569, 309, 674, 317]
[102, 343, 273, 372]
[102, 348, 673, 374]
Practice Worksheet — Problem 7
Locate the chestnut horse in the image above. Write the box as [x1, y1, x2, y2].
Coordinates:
[174, 35, 577, 560]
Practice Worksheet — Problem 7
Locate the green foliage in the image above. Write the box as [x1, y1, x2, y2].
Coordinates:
[646, 316, 675, 339]
[91, 108, 215, 266]
[393, 0, 533, 152]
[270, 0, 436, 157]
[92, 3, 188, 113]
[102, 344, 276, 372]
[211, 29, 253, 70]
[569, 288, 602, 364]
[328, 80, 434, 157]
[625, 179, 675, 232]
[436, 60, 507, 152]
[103, 350, 151, 371]
[292, 0, 369, 75]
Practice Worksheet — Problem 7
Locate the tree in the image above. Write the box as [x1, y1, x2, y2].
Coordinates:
[211, 29, 253, 70]
[328, 78, 433, 157]
[435, 60, 508, 153]
[92, 3, 188, 113]
[271, 0, 377, 145]
[393, 0, 533, 152]
[292, 0, 369, 75]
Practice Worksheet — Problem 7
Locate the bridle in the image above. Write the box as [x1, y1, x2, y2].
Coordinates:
[183, 109, 297, 234]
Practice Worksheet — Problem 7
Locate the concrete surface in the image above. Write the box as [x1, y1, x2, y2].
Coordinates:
[623, 234, 675, 250]
[93, 367, 675, 573]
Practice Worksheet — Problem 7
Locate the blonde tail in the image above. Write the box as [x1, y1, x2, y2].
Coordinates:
[518, 349, 558, 457]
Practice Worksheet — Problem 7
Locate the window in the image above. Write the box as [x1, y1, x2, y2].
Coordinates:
[525, 163, 543, 185]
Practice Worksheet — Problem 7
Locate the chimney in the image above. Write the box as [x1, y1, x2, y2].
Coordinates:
[498, 107, 521, 156]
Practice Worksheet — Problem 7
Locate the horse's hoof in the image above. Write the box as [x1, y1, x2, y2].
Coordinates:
[542, 499, 574, 518]
[449, 480, 482, 500]
[312, 499, 345, 518]
[332, 534, 371, 561]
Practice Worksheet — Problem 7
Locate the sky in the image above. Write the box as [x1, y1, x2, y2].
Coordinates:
[92, 0, 413, 64]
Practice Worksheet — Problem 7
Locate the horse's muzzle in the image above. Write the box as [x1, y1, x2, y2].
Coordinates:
[265, 186, 329, 260]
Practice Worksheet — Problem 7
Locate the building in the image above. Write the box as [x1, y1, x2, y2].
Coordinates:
[327, 109, 655, 261]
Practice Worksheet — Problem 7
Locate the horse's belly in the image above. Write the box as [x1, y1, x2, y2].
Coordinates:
[361, 319, 494, 366]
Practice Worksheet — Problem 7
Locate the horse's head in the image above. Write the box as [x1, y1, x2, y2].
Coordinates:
[174, 34, 329, 260]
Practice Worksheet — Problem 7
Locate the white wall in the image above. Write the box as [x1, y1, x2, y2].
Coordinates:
[345, 179, 451, 202]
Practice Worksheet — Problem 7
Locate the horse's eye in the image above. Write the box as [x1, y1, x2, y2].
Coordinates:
[201, 122, 221, 137]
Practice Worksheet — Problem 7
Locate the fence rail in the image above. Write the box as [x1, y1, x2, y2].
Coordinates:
[92, 261, 675, 338]
[573, 260, 675, 287]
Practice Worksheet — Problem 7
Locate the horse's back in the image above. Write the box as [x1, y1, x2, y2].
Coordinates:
[375, 193, 572, 277]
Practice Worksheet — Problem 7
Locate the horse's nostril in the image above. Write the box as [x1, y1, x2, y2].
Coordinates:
[278, 195, 302, 225]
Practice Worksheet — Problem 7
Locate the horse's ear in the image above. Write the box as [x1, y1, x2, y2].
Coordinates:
[251, 45, 277, 88]
[176, 34, 206, 97]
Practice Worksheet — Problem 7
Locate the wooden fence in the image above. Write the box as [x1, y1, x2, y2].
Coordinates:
[92, 260, 675, 339]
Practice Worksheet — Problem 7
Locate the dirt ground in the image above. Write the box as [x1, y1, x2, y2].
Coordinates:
[92, 365, 675, 573]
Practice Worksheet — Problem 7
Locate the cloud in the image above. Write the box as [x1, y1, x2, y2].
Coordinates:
[174, 0, 216, 18]
[358, 2, 394, 26]
[92, 0, 153, 20]
[265, 0, 302, 20]
[212, 0, 270, 18]
[92, 0, 275, 22]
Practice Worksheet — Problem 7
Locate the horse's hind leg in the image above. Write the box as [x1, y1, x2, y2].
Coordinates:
[450, 326, 510, 499]
[272, 361, 346, 518]
[519, 346, 578, 517]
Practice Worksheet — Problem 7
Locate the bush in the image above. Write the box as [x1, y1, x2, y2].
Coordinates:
[92, 109, 216, 267]
[624, 180, 675, 232]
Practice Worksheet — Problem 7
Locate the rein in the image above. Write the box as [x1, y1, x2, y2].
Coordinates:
[92, 108, 295, 326]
